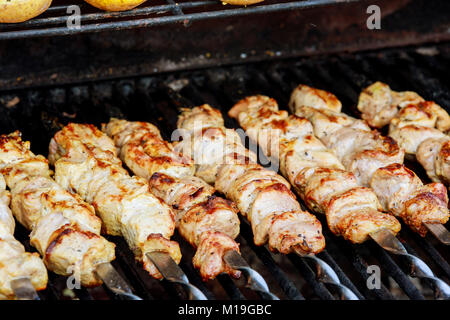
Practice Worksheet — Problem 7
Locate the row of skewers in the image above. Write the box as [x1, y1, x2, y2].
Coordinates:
[0, 81, 448, 300]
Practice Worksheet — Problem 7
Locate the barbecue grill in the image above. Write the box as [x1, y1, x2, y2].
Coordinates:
[0, 0, 449, 301]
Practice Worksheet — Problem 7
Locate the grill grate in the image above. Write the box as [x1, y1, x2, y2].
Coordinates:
[1, 43, 449, 300]
[0, 0, 361, 40]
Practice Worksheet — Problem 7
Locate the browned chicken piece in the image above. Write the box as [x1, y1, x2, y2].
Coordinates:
[104, 119, 241, 280]
[389, 101, 450, 133]
[49, 123, 118, 164]
[389, 125, 446, 156]
[0, 132, 115, 287]
[193, 231, 240, 281]
[435, 140, 450, 185]
[49, 125, 181, 279]
[288, 84, 343, 114]
[103, 119, 194, 179]
[356, 83, 450, 184]
[178, 105, 226, 132]
[175, 122, 257, 184]
[152, 175, 242, 281]
[357, 81, 424, 128]
[0, 174, 48, 300]
[389, 101, 450, 156]
[230, 96, 401, 243]
[417, 137, 450, 185]
[386, 100, 450, 184]
[371, 164, 449, 236]
[289, 84, 448, 236]
[178, 104, 326, 253]
[149, 173, 214, 221]
[290, 88, 404, 187]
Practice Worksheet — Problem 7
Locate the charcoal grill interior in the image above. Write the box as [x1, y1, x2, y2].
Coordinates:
[0, 43, 449, 300]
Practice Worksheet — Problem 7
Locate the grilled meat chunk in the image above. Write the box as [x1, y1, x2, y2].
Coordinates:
[371, 164, 449, 236]
[357, 81, 424, 128]
[103, 119, 194, 179]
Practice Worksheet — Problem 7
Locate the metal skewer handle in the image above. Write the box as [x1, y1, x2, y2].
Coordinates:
[370, 228, 450, 300]
[95, 262, 143, 300]
[223, 250, 280, 300]
[424, 223, 450, 246]
[295, 247, 359, 300]
[146, 252, 207, 300]
[10, 277, 40, 300]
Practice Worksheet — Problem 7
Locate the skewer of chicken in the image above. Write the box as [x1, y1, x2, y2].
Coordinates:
[230, 91, 450, 297]
[174, 104, 360, 299]
[0, 173, 47, 300]
[357, 82, 450, 186]
[287, 85, 449, 241]
[357, 83, 450, 241]
[102, 119, 240, 281]
[48, 124, 206, 300]
[229, 95, 401, 243]
[0, 132, 143, 299]
[102, 118, 279, 299]
[281, 85, 449, 297]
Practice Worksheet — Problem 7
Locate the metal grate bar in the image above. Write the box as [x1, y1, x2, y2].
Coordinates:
[0, 0, 362, 40]
[0, 1, 212, 30]
[367, 241, 425, 300]
[408, 233, 450, 279]
[166, 0, 186, 16]
[317, 251, 365, 299]
[237, 220, 306, 300]
[216, 275, 247, 300]
[350, 247, 395, 300]
[286, 254, 335, 300]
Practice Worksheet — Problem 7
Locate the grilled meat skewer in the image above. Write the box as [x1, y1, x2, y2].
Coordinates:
[357, 82, 450, 186]
[175, 104, 367, 300]
[0, 132, 115, 287]
[0, 173, 47, 300]
[48, 124, 181, 279]
[229, 95, 401, 243]
[174, 104, 326, 254]
[286, 84, 448, 237]
[103, 119, 241, 281]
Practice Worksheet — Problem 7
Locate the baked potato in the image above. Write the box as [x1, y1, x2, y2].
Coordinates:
[84, 0, 147, 11]
[0, 0, 52, 23]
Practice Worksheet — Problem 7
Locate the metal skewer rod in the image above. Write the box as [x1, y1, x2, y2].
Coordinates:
[95, 262, 143, 300]
[10, 277, 40, 300]
[424, 223, 450, 246]
[370, 228, 450, 299]
[146, 252, 208, 300]
[223, 250, 280, 300]
[293, 246, 359, 300]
